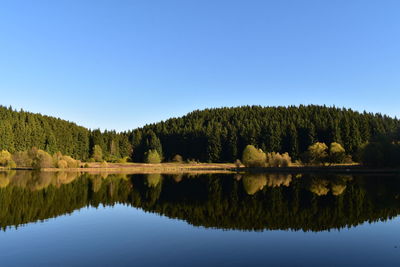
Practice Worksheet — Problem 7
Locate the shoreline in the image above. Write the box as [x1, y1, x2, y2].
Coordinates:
[1, 163, 399, 175]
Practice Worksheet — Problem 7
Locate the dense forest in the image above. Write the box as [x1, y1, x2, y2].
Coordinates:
[0, 106, 131, 161]
[1, 172, 399, 232]
[131, 105, 400, 163]
[1, 105, 399, 163]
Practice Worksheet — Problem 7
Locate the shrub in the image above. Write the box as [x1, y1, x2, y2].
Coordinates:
[57, 160, 68, 169]
[172, 154, 183, 163]
[186, 159, 199, 164]
[0, 150, 16, 169]
[343, 155, 353, 164]
[266, 152, 292, 167]
[53, 151, 63, 163]
[242, 145, 267, 167]
[281, 153, 292, 167]
[234, 159, 242, 168]
[61, 156, 80, 168]
[307, 142, 328, 165]
[329, 142, 346, 164]
[117, 157, 129, 163]
[145, 149, 162, 164]
[12, 151, 31, 167]
[31, 149, 54, 169]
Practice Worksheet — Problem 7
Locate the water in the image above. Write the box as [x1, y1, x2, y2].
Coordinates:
[0, 171, 399, 266]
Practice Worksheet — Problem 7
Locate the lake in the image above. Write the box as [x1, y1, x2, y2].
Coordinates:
[0, 171, 399, 266]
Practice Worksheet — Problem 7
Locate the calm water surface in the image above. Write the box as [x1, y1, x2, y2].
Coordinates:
[0, 171, 399, 266]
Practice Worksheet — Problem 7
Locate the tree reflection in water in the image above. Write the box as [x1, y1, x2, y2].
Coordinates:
[0, 171, 399, 232]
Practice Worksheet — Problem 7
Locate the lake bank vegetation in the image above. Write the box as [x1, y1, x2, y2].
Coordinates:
[1, 105, 399, 169]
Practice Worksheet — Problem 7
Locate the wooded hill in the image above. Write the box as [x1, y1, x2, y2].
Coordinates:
[0, 105, 399, 163]
[130, 105, 400, 162]
[0, 106, 131, 161]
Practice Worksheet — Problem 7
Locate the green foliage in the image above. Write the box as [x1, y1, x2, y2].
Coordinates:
[117, 157, 129, 163]
[30, 148, 54, 169]
[329, 142, 346, 163]
[266, 152, 292, 167]
[57, 160, 68, 169]
[1, 105, 399, 164]
[10, 149, 81, 169]
[242, 145, 267, 167]
[0, 106, 132, 161]
[60, 155, 80, 168]
[92, 145, 103, 162]
[307, 142, 328, 165]
[12, 151, 31, 167]
[130, 105, 399, 163]
[360, 138, 400, 168]
[144, 150, 162, 164]
[0, 150, 16, 169]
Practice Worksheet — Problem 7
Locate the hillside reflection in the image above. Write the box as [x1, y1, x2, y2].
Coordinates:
[0, 171, 399, 232]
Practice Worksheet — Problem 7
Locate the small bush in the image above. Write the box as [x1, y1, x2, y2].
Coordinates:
[117, 157, 129, 163]
[172, 154, 183, 163]
[329, 142, 346, 163]
[31, 149, 54, 169]
[242, 145, 267, 167]
[0, 150, 16, 169]
[234, 159, 242, 168]
[61, 156, 80, 168]
[343, 155, 353, 164]
[57, 160, 68, 169]
[145, 150, 161, 164]
[266, 152, 292, 167]
[186, 159, 199, 164]
[281, 153, 292, 167]
[307, 142, 328, 165]
[12, 151, 31, 167]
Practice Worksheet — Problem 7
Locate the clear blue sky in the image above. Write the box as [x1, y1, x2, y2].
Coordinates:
[1, 0, 399, 131]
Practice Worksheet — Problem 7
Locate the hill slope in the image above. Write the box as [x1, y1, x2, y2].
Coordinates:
[0, 106, 131, 160]
[1, 105, 398, 163]
[131, 105, 400, 162]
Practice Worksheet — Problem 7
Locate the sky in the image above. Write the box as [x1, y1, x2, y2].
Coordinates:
[1, 0, 399, 131]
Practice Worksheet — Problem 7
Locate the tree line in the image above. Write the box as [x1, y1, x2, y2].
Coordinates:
[0, 105, 132, 161]
[130, 105, 400, 164]
[1, 105, 399, 166]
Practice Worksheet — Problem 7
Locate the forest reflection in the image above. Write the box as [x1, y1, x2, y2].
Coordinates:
[0, 171, 399, 232]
